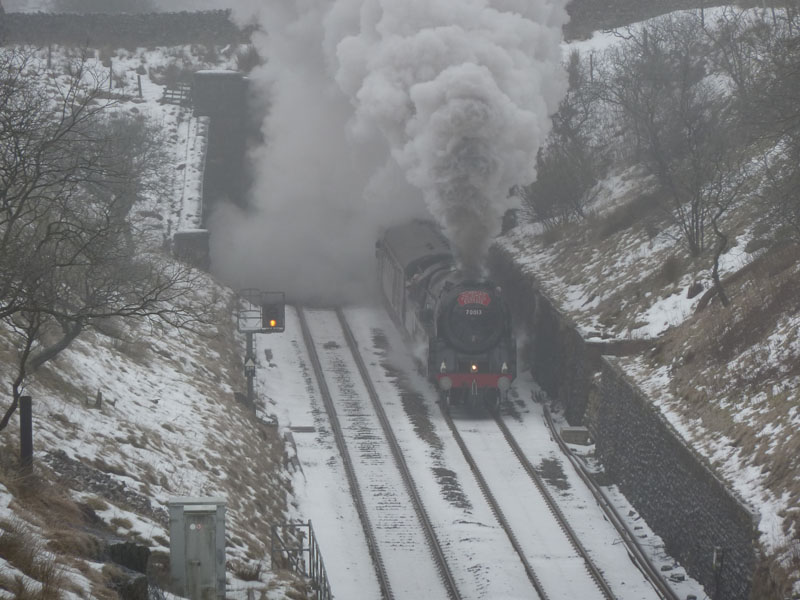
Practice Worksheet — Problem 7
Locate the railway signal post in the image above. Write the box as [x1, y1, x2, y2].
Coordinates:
[236, 289, 285, 407]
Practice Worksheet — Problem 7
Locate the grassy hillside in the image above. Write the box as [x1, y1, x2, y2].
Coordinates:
[502, 6, 800, 595]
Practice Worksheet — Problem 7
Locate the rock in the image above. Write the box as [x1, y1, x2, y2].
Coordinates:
[110, 541, 150, 574]
[117, 572, 148, 600]
[687, 280, 703, 299]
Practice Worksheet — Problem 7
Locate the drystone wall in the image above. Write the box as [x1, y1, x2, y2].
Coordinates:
[2, 10, 247, 47]
[593, 360, 758, 600]
[488, 247, 600, 424]
[489, 244, 758, 599]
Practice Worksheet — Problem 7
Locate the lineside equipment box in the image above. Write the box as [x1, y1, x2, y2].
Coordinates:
[168, 496, 226, 599]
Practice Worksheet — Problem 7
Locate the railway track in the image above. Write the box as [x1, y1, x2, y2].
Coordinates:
[297, 304, 678, 599]
[297, 307, 460, 600]
[541, 407, 682, 600]
[443, 407, 614, 600]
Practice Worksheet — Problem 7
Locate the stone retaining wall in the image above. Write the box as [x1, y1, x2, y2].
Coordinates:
[489, 243, 759, 599]
[593, 359, 758, 600]
[488, 246, 600, 424]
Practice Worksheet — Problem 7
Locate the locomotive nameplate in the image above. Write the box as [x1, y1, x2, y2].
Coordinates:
[457, 290, 491, 306]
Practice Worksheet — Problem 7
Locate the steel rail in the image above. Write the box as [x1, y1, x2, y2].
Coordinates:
[441, 409, 549, 600]
[542, 407, 682, 600]
[494, 415, 617, 600]
[297, 308, 394, 600]
[336, 309, 461, 600]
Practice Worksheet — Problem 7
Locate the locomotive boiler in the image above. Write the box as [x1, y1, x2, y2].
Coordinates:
[376, 220, 516, 411]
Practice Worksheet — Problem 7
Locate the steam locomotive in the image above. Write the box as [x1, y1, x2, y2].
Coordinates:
[376, 220, 516, 411]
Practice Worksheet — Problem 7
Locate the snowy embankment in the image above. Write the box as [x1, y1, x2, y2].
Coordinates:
[0, 280, 305, 599]
[500, 80, 797, 600]
[0, 44, 308, 599]
[496, 16, 800, 589]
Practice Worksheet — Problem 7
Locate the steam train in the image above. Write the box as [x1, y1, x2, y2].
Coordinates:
[376, 220, 516, 411]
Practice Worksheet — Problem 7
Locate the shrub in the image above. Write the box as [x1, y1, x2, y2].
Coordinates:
[236, 45, 263, 73]
[658, 255, 683, 285]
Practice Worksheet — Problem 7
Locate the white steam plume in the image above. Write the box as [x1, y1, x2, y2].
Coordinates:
[214, 0, 568, 302]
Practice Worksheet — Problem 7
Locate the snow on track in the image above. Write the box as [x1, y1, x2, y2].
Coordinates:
[500, 379, 666, 600]
[345, 306, 542, 600]
[256, 307, 382, 599]
[304, 308, 450, 599]
[265, 305, 675, 599]
[453, 417, 606, 600]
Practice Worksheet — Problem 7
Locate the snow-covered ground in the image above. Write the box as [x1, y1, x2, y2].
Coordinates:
[3, 5, 796, 598]
[496, 11, 800, 585]
[0, 43, 308, 599]
[257, 305, 707, 599]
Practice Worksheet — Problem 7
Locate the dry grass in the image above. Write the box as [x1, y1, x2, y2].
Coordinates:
[752, 541, 800, 600]
[47, 528, 105, 561]
[592, 189, 662, 241]
[81, 496, 109, 512]
[90, 456, 129, 479]
[624, 241, 800, 598]
[0, 518, 66, 600]
[231, 559, 264, 581]
[0, 285, 311, 598]
[109, 517, 134, 532]
[0, 458, 135, 599]
[512, 159, 800, 594]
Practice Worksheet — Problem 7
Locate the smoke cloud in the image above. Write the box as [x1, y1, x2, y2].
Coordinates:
[213, 0, 568, 302]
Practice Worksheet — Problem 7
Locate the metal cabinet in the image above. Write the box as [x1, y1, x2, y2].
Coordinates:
[169, 497, 226, 600]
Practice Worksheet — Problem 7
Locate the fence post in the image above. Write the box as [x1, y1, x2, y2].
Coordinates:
[20, 396, 33, 474]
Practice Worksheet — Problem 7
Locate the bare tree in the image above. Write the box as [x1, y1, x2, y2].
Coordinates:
[597, 14, 745, 258]
[736, 9, 800, 245]
[521, 50, 603, 228]
[0, 47, 211, 433]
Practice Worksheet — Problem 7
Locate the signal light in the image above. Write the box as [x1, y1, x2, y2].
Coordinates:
[471, 363, 479, 373]
[261, 297, 285, 333]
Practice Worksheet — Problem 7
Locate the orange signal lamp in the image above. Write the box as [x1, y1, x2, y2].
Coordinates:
[269, 319, 277, 328]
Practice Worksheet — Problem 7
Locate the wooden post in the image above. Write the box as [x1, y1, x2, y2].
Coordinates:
[246, 332, 255, 406]
[20, 396, 32, 474]
[137, 74, 143, 98]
